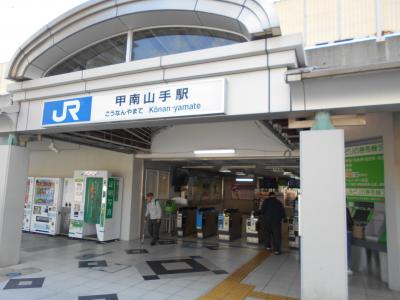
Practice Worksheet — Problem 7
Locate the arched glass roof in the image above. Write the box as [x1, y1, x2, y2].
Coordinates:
[46, 35, 127, 77]
[131, 28, 245, 61]
[46, 28, 245, 77]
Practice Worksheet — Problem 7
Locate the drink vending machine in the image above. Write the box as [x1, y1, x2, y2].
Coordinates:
[22, 177, 35, 231]
[30, 178, 63, 235]
[69, 170, 123, 242]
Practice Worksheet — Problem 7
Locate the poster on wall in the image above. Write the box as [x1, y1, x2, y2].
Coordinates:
[345, 140, 384, 202]
[231, 184, 256, 200]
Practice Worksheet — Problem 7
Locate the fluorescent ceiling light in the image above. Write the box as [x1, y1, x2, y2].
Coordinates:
[235, 172, 246, 176]
[220, 169, 232, 173]
[194, 149, 235, 155]
[182, 166, 214, 169]
[222, 165, 256, 169]
[265, 166, 299, 169]
[236, 178, 254, 182]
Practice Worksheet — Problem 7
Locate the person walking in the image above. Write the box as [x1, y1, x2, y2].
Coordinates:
[144, 192, 162, 246]
[261, 192, 286, 255]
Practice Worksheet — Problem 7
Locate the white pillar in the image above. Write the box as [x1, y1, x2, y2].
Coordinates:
[120, 156, 144, 241]
[300, 130, 348, 300]
[383, 113, 400, 290]
[0, 145, 29, 267]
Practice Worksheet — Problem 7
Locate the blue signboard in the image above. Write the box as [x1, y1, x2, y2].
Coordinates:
[42, 96, 92, 126]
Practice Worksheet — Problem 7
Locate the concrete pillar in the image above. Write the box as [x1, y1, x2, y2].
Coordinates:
[383, 113, 400, 290]
[120, 156, 144, 241]
[300, 130, 348, 300]
[0, 145, 29, 267]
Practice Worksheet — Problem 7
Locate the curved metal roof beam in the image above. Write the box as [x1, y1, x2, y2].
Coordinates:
[7, 0, 281, 81]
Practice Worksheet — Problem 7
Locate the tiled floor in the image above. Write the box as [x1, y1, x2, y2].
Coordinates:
[0, 233, 399, 300]
[243, 252, 400, 300]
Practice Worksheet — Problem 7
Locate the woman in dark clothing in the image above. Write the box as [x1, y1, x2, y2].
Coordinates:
[261, 192, 286, 255]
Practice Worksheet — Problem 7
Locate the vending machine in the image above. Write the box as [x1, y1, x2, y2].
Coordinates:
[30, 178, 63, 235]
[69, 170, 123, 242]
[22, 177, 35, 231]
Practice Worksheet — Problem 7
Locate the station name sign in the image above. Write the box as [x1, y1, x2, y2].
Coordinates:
[42, 78, 226, 127]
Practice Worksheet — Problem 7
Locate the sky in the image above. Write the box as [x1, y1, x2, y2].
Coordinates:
[0, 0, 86, 63]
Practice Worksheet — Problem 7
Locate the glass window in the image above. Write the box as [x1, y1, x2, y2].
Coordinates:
[46, 35, 127, 77]
[46, 28, 245, 77]
[132, 28, 245, 61]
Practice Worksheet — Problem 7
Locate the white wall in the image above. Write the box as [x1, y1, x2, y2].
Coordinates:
[141, 120, 295, 159]
[27, 139, 136, 241]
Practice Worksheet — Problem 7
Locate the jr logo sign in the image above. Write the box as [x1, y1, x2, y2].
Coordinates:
[42, 96, 92, 126]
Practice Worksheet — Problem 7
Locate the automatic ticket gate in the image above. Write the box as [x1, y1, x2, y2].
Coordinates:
[196, 207, 218, 239]
[218, 209, 242, 241]
[176, 207, 197, 237]
[246, 211, 263, 244]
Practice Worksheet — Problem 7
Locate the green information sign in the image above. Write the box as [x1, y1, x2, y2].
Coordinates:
[84, 177, 103, 224]
[345, 142, 384, 202]
[106, 178, 116, 219]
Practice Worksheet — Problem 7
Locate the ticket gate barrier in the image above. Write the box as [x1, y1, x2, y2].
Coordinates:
[246, 211, 263, 244]
[196, 207, 218, 239]
[176, 207, 197, 237]
[218, 209, 242, 241]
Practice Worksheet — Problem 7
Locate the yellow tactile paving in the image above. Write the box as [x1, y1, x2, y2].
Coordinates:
[198, 250, 298, 300]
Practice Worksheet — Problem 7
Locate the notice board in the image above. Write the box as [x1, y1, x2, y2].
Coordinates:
[345, 139, 384, 202]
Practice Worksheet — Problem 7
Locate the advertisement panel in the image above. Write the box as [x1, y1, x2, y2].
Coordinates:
[345, 141, 384, 202]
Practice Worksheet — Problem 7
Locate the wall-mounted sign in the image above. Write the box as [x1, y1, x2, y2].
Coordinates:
[345, 140, 385, 202]
[42, 78, 226, 127]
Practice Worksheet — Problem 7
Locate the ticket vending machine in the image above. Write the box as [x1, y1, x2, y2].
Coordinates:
[176, 207, 197, 237]
[246, 211, 263, 244]
[60, 178, 74, 236]
[218, 209, 242, 241]
[22, 177, 35, 231]
[30, 178, 63, 235]
[196, 207, 218, 239]
[69, 170, 123, 242]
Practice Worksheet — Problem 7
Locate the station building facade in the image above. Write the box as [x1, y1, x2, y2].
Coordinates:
[1, 1, 400, 299]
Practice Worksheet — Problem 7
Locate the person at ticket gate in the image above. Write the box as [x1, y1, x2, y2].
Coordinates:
[144, 192, 162, 246]
[261, 192, 286, 255]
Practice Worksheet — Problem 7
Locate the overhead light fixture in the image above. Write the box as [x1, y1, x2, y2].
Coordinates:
[219, 167, 232, 173]
[235, 172, 246, 176]
[182, 166, 214, 169]
[222, 165, 256, 169]
[236, 178, 254, 182]
[265, 166, 299, 169]
[194, 149, 235, 155]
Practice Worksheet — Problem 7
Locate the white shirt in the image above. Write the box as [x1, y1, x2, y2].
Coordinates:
[145, 199, 162, 220]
